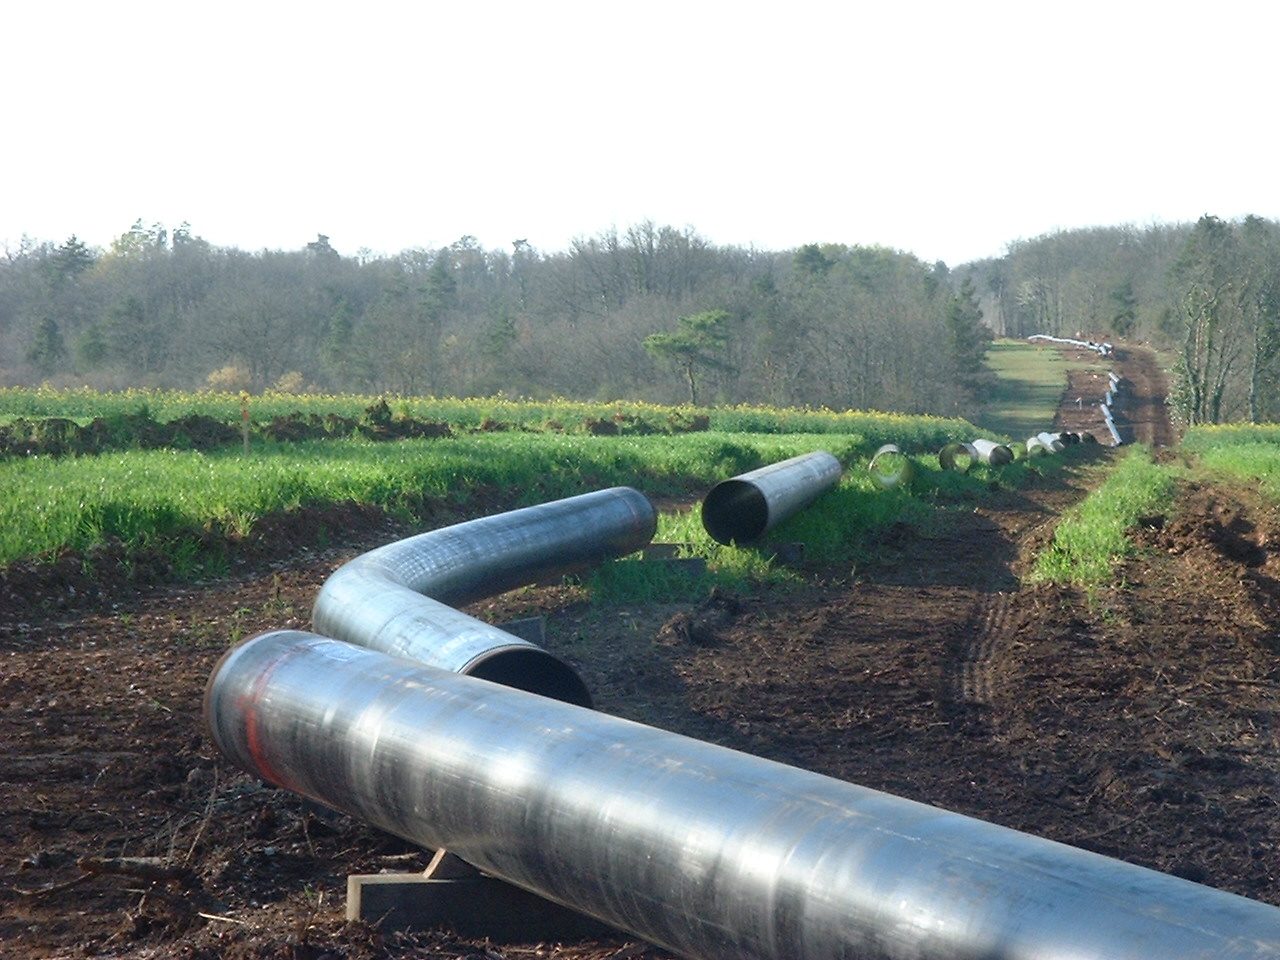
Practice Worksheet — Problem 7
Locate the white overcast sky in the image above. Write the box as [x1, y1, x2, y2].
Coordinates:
[4, 1, 1275, 265]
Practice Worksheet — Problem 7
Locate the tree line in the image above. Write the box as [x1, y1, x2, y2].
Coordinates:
[0, 220, 991, 420]
[5, 213, 1280, 425]
[961, 214, 1280, 426]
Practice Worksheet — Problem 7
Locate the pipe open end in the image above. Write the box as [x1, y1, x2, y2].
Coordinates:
[701, 479, 769, 545]
[464, 647, 594, 708]
[869, 444, 913, 488]
[938, 443, 976, 472]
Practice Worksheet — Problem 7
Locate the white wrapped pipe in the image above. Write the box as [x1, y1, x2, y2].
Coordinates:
[970, 438, 1014, 466]
[1036, 431, 1067, 453]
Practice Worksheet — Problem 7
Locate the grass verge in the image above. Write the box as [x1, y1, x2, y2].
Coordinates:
[1031, 446, 1176, 587]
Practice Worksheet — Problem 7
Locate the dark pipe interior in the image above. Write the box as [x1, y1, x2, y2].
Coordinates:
[466, 647, 594, 708]
[701, 480, 769, 545]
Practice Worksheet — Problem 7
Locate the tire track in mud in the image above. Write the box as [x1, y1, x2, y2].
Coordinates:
[941, 341, 1174, 732]
[943, 589, 1015, 724]
[921, 482, 1063, 735]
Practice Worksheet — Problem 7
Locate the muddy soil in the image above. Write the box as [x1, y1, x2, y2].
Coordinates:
[3, 342, 1278, 959]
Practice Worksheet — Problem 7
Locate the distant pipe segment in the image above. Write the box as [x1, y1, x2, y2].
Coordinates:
[938, 441, 979, 471]
[970, 438, 1014, 466]
[1036, 431, 1067, 453]
[868, 443, 912, 488]
[207, 631, 1280, 960]
[311, 486, 656, 706]
[1028, 333, 1113, 356]
[700, 451, 842, 545]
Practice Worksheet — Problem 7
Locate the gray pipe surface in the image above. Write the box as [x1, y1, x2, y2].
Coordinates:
[868, 443, 912, 488]
[1036, 431, 1067, 453]
[312, 486, 656, 706]
[700, 451, 842, 545]
[970, 438, 1014, 466]
[206, 630, 1280, 960]
[938, 441, 979, 471]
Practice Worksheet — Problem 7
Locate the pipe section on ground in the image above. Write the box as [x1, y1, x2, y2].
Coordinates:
[1036, 431, 1067, 453]
[1028, 333, 1113, 356]
[938, 441, 978, 472]
[970, 438, 1014, 466]
[311, 486, 656, 706]
[207, 631, 1280, 960]
[700, 451, 842, 545]
[868, 443, 912, 488]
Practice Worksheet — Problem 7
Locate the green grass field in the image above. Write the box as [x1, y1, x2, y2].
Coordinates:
[977, 339, 1088, 439]
[5, 378, 1280, 600]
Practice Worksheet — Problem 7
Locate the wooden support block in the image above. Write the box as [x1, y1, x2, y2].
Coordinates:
[497, 616, 546, 644]
[638, 545, 707, 578]
[422, 848, 478, 879]
[347, 872, 616, 941]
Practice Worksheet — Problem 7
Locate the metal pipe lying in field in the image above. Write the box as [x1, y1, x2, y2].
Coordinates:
[1036, 431, 1067, 453]
[700, 451, 842, 545]
[970, 438, 1013, 466]
[868, 443, 912, 488]
[1103, 401, 1123, 445]
[310, 486, 656, 706]
[207, 630, 1280, 960]
[1028, 333, 1114, 356]
[937, 441, 986, 471]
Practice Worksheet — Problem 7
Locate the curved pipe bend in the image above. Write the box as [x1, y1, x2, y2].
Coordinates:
[312, 486, 656, 706]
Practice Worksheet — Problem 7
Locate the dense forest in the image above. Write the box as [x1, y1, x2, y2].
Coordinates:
[3, 214, 1279, 425]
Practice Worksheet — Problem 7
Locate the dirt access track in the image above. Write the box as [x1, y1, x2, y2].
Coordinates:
[3, 342, 1279, 959]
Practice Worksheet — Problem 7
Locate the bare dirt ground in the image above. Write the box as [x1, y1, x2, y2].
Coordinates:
[3, 342, 1279, 959]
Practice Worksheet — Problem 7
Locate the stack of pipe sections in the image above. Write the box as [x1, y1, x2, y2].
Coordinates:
[700, 451, 842, 545]
[311, 486, 657, 707]
[207, 631, 1280, 960]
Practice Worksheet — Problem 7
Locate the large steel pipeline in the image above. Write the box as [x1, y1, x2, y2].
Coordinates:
[207, 630, 1280, 960]
[311, 486, 656, 707]
[700, 451, 842, 545]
